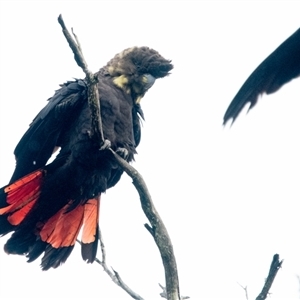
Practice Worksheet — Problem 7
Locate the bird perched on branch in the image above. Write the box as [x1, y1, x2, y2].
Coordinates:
[0, 46, 173, 270]
[223, 28, 300, 125]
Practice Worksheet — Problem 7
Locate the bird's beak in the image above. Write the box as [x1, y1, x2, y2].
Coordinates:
[135, 74, 156, 104]
[143, 74, 156, 90]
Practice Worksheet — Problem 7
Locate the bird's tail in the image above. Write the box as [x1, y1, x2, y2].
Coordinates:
[0, 170, 100, 270]
[0, 169, 43, 234]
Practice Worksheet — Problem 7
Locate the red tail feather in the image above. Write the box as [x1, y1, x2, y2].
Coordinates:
[40, 202, 84, 248]
[1, 170, 100, 269]
[81, 198, 100, 262]
[82, 198, 99, 244]
[0, 170, 43, 232]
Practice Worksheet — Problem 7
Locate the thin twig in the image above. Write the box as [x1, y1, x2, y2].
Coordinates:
[57, 14, 104, 147]
[255, 254, 283, 300]
[77, 228, 144, 300]
[111, 268, 145, 300]
[57, 15, 89, 73]
[98, 225, 107, 264]
[237, 282, 249, 300]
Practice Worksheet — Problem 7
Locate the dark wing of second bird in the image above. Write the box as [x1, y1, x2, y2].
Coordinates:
[223, 28, 300, 125]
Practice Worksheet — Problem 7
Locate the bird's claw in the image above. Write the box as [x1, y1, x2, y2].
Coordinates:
[116, 147, 129, 159]
[99, 139, 111, 151]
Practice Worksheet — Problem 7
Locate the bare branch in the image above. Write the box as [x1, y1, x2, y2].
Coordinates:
[237, 282, 249, 300]
[57, 15, 89, 73]
[255, 254, 283, 300]
[98, 225, 107, 264]
[77, 227, 144, 300]
[111, 268, 145, 300]
[110, 150, 181, 300]
[57, 14, 104, 147]
[159, 284, 189, 300]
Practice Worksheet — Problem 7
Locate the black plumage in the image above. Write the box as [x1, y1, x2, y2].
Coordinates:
[0, 46, 173, 270]
[223, 28, 300, 125]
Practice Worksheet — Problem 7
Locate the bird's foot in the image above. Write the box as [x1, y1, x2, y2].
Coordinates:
[116, 147, 129, 160]
[99, 139, 111, 151]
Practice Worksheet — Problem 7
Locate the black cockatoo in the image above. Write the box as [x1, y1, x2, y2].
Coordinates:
[223, 28, 300, 125]
[0, 46, 173, 270]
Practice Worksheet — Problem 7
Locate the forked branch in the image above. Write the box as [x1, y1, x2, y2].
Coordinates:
[58, 14, 104, 147]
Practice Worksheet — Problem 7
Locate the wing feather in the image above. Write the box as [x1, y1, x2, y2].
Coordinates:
[223, 28, 300, 125]
[10, 79, 87, 182]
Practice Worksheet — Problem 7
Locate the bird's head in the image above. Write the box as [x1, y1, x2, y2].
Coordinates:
[103, 46, 173, 103]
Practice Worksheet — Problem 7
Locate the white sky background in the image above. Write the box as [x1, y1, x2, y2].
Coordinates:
[1, 1, 300, 299]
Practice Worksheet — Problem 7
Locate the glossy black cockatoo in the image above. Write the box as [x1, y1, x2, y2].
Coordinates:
[0, 46, 173, 270]
[223, 28, 300, 125]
